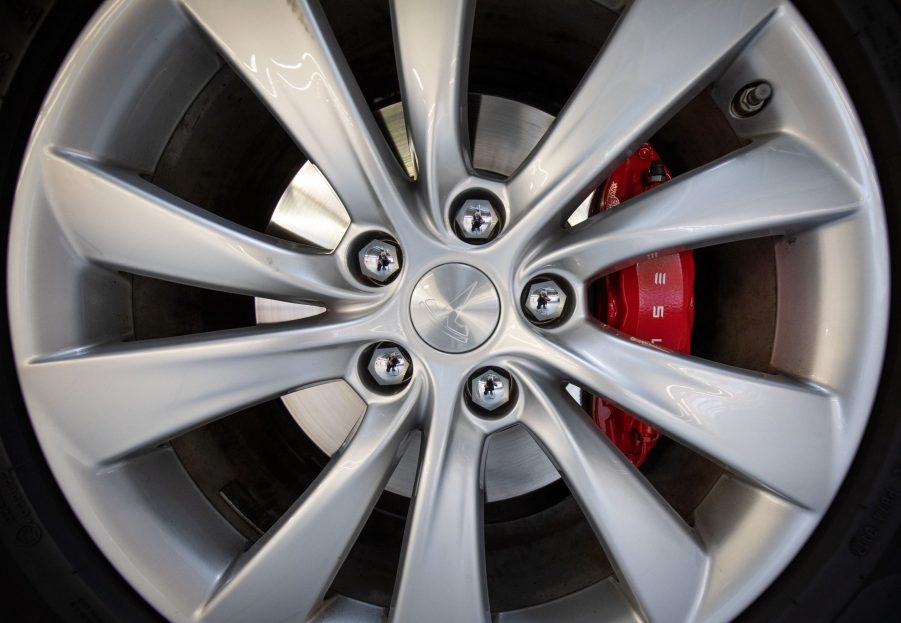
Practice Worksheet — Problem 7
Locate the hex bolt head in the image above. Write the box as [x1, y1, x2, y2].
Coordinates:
[470, 369, 511, 412]
[455, 199, 499, 241]
[733, 81, 773, 117]
[524, 279, 567, 323]
[367, 346, 410, 387]
[358, 239, 400, 283]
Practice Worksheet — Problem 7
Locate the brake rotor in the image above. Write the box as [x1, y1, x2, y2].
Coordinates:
[590, 143, 695, 467]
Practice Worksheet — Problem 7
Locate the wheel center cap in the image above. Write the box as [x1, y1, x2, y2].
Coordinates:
[410, 263, 500, 353]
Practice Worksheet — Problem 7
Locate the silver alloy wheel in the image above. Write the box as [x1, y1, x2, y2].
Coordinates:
[6, 2, 889, 623]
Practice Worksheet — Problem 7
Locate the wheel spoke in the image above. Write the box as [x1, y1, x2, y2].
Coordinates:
[391, 0, 475, 216]
[391, 392, 489, 622]
[506, 0, 777, 232]
[517, 371, 708, 622]
[534, 322, 841, 510]
[43, 150, 372, 306]
[20, 314, 372, 465]
[180, 0, 409, 229]
[200, 382, 422, 623]
[524, 136, 860, 280]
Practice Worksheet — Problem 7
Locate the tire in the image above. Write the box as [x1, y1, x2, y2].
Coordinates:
[0, 1, 899, 622]
[0, 5, 162, 621]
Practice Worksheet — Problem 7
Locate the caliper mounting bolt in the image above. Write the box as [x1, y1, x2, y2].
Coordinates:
[646, 159, 667, 185]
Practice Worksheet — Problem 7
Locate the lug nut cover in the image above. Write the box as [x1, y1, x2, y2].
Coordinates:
[455, 199, 499, 241]
[358, 240, 400, 282]
[470, 369, 510, 412]
[367, 346, 410, 386]
[524, 280, 567, 322]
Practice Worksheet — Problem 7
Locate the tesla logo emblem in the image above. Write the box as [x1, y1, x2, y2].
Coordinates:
[421, 281, 478, 344]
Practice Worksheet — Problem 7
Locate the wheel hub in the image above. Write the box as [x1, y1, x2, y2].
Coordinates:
[257, 97, 560, 504]
[409, 263, 500, 353]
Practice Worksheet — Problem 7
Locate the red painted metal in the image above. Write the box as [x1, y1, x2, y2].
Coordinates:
[590, 143, 695, 467]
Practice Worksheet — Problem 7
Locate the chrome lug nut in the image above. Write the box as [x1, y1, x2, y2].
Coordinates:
[524, 279, 567, 323]
[455, 199, 499, 242]
[732, 81, 773, 117]
[469, 369, 511, 412]
[367, 345, 410, 387]
[358, 239, 400, 283]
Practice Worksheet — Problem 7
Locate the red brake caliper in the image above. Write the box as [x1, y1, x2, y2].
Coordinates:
[590, 143, 695, 467]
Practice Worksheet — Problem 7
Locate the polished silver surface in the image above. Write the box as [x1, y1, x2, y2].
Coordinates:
[524, 279, 567, 323]
[367, 346, 410, 386]
[6, 1, 891, 623]
[455, 198, 499, 241]
[357, 239, 400, 283]
[470, 369, 511, 412]
[409, 263, 500, 353]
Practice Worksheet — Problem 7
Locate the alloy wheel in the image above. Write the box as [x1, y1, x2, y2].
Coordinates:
[7, 1, 889, 622]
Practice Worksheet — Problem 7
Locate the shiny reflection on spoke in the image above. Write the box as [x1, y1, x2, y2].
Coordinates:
[521, 321, 842, 511]
[22, 314, 376, 465]
[516, 369, 708, 622]
[506, 0, 779, 239]
[43, 149, 372, 307]
[200, 381, 423, 623]
[391, 382, 490, 623]
[181, 0, 411, 231]
[523, 136, 860, 280]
